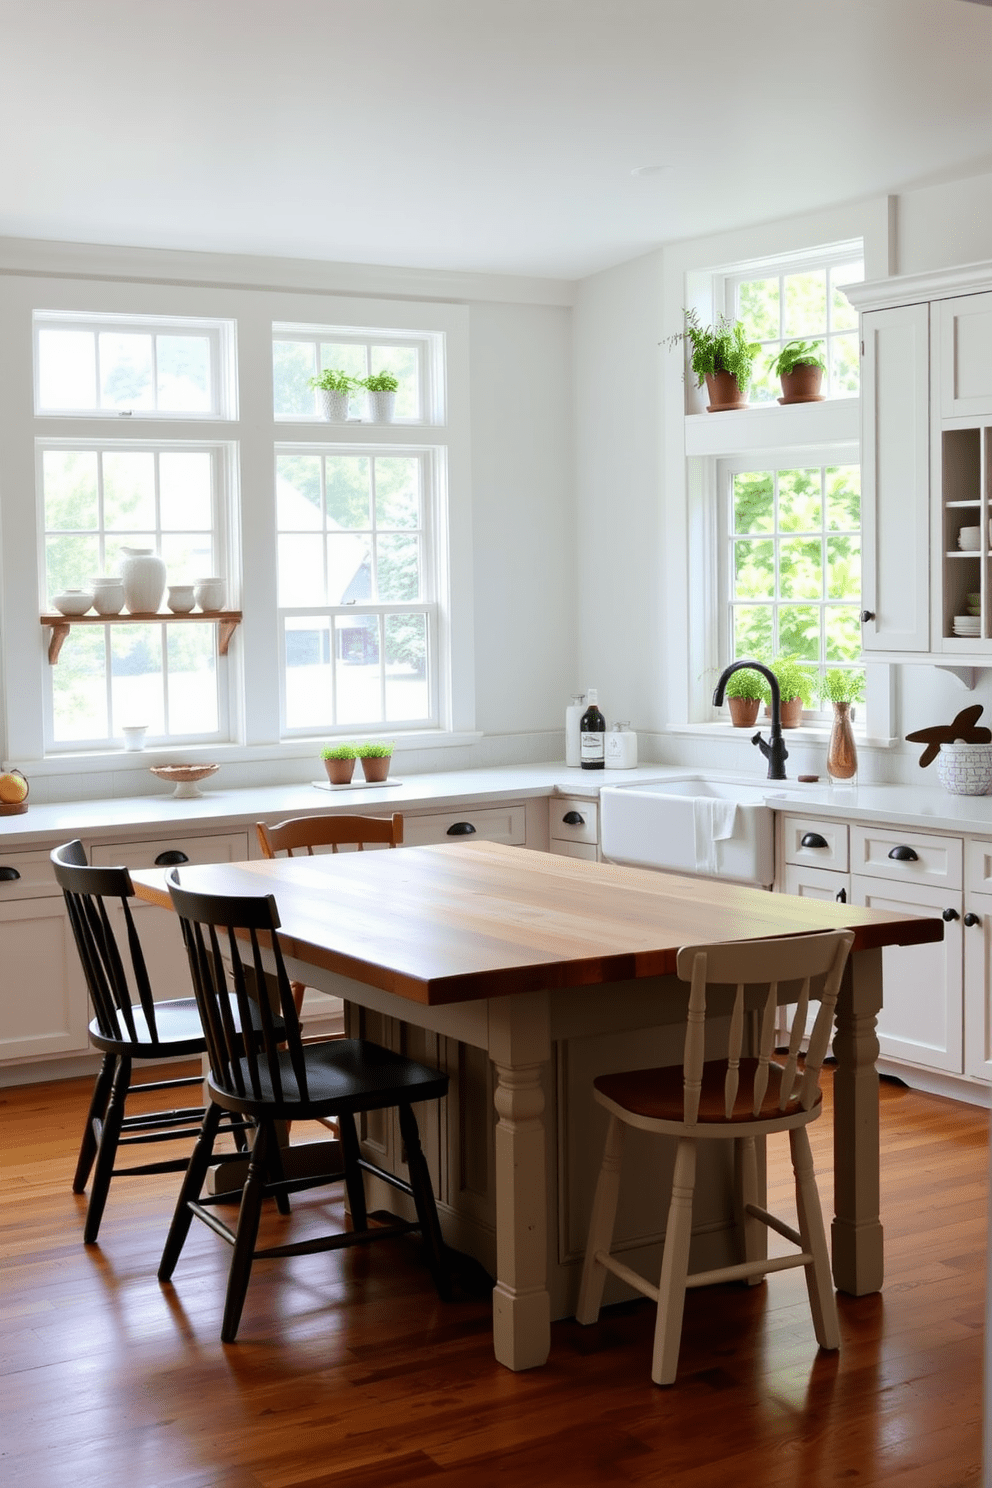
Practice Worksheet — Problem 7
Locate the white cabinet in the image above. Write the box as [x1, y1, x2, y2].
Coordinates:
[859, 303, 931, 654]
[778, 813, 991, 1098]
[937, 291, 992, 419]
[548, 796, 599, 861]
[846, 265, 992, 665]
[0, 847, 88, 1060]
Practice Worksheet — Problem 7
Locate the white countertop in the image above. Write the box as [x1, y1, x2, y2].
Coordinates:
[4, 761, 992, 850]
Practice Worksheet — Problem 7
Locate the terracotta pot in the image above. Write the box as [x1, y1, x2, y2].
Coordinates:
[704, 371, 748, 412]
[768, 697, 804, 729]
[360, 755, 391, 783]
[727, 696, 760, 728]
[778, 364, 824, 404]
[323, 756, 355, 785]
[827, 701, 858, 781]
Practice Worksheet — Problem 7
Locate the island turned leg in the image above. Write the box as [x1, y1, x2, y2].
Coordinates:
[831, 947, 884, 1296]
[489, 992, 552, 1371]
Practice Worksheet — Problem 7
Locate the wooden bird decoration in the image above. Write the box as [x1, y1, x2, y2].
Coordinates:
[905, 704, 992, 767]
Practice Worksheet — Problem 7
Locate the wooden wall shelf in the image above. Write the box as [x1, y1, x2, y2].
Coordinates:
[40, 611, 242, 664]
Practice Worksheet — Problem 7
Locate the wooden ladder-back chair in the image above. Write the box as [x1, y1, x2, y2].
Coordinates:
[159, 869, 450, 1344]
[576, 928, 854, 1385]
[50, 840, 250, 1244]
[256, 813, 404, 1018]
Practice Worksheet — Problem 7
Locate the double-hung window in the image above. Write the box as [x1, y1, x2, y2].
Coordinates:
[34, 310, 237, 752]
[272, 323, 445, 736]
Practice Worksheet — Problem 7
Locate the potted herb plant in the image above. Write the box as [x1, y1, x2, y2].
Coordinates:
[667, 309, 761, 412]
[820, 669, 866, 782]
[772, 339, 826, 404]
[356, 740, 394, 782]
[361, 371, 399, 423]
[768, 655, 818, 728]
[308, 369, 357, 422]
[722, 666, 768, 728]
[321, 742, 357, 785]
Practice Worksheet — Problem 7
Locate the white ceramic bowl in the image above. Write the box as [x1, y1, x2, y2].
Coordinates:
[193, 577, 226, 611]
[52, 590, 94, 616]
[935, 741, 992, 795]
[90, 579, 125, 615]
[958, 526, 981, 551]
[167, 585, 196, 614]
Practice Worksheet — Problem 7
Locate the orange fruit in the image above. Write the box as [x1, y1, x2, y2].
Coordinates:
[0, 771, 28, 804]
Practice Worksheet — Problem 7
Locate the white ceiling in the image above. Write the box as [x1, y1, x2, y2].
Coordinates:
[1, 0, 990, 281]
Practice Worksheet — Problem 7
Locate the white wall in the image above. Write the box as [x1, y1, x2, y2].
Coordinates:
[571, 170, 992, 785]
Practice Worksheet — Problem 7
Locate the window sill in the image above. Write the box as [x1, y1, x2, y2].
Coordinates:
[684, 397, 859, 456]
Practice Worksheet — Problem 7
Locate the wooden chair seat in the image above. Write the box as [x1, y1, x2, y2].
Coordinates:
[593, 1058, 819, 1129]
[577, 929, 854, 1386]
[86, 999, 206, 1058]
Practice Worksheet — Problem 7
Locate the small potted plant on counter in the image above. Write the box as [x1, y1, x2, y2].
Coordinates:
[722, 666, 768, 728]
[768, 655, 818, 728]
[666, 308, 761, 411]
[321, 742, 357, 785]
[356, 740, 394, 782]
[361, 371, 399, 423]
[772, 339, 826, 404]
[308, 368, 357, 422]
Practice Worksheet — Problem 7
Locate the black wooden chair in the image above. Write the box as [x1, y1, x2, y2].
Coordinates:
[158, 870, 451, 1343]
[51, 840, 250, 1244]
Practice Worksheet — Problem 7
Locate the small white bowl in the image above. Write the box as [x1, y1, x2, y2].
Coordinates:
[193, 577, 226, 612]
[167, 585, 196, 614]
[958, 526, 981, 551]
[90, 580, 125, 615]
[52, 590, 94, 616]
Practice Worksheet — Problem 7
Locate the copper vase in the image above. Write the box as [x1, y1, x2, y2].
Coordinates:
[827, 701, 858, 781]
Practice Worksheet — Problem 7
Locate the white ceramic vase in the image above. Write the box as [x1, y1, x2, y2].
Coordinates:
[91, 577, 125, 615]
[366, 389, 396, 423]
[120, 548, 166, 613]
[317, 388, 351, 422]
[193, 576, 226, 611]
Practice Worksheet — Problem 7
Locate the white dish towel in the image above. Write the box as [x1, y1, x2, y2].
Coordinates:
[693, 798, 738, 874]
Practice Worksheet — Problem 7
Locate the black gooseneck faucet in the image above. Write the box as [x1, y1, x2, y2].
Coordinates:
[712, 660, 789, 780]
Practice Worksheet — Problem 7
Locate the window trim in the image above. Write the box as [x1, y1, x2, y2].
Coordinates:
[33, 309, 237, 420]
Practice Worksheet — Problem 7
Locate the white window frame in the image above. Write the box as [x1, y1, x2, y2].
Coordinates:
[721, 240, 865, 404]
[275, 441, 442, 737]
[272, 321, 444, 425]
[37, 436, 239, 754]
[717, 445, 862, 723]
[33, 310, 237, 420]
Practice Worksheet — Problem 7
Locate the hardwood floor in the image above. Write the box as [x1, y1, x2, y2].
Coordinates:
[1, 1064, 987, 1488]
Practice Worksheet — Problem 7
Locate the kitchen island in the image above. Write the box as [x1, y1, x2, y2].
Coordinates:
[133, 839, 941, 1372]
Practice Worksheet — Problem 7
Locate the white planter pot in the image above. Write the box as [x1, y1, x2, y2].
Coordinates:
[316, 388, 351, 422]
[366, 389, 396, 423]
[935, 741, 992, 795]
[120, 548, 166, 613]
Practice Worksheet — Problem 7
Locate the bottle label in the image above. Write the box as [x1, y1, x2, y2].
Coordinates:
[581, 732, 605, 762]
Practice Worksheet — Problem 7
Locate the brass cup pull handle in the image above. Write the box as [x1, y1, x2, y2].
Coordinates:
[446, 821, 477, 836]
[888, 845, 919, 862]
[562, 811, 585, 826]
[800, 832, 828, 849]
[154, 850, 190, 866]
[0, 865, 21, 881]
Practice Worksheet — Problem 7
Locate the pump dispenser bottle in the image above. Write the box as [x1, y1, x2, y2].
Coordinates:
[580, 689, 606, 769]
[565, 693, 585, 767]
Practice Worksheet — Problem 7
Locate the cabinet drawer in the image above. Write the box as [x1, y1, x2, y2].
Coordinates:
[782, 863, 851, 903]
[965, 838, 992, 894]
[403, 805, 526, 848]
[90, 831, 250, 871]
[549, 797, 599, 847]
[0, 847, 60, 900]
[781, 816, 849, 872]
[551, 840, 599, 862]
[850, 825, 962, 890]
